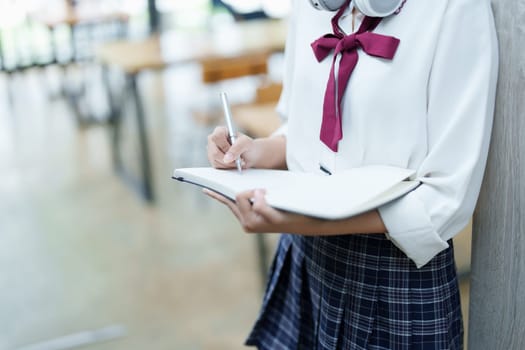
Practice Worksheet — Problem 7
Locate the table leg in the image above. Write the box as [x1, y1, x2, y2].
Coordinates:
[104, 70, 154, 202]
[102, 65, 123, 171]
[128, 74, 154, 202]
[255, 235, 270, 291]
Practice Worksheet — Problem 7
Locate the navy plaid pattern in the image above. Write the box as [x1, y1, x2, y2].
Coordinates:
[246, 234, 463, 349]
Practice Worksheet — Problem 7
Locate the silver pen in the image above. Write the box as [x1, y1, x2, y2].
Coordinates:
[220, 92, 243, 173]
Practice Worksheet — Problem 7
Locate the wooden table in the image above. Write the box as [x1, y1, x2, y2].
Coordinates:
[31, 5, 129, 62]
[28, 6, 130, 127]
[33, 10, 129, 29]
[97, 19, 287, 72]
[96, 19, 287, 203]
[231, 82, 283, 138]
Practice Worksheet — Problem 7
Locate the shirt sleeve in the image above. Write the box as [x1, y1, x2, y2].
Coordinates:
[272, 0, 299, 138]
[377, 0, 499, 268]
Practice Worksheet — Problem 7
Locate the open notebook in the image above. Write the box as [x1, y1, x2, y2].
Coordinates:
[172, 165, 420, 220]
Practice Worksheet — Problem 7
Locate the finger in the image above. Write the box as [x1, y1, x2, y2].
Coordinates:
[251, 189, 285, 224]
[236, 190, 256, 217]
[223, 134, 252, 164]
[209, 126, 232, 154]
[202, 188, 229, 203]
[203, 189, 242, 219]
[207, 143, 235, 169]
[212, 158, 247, 170]
[235, 190, 269, 232]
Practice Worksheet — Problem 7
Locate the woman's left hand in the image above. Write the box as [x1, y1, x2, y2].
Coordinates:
[204, 188, 387, 236]
[203, 188, 309, 234]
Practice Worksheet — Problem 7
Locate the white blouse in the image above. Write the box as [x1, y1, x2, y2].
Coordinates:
[275, 0, 499, 267]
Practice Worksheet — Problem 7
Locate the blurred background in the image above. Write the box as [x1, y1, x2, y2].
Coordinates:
[0, 1, 472, 349]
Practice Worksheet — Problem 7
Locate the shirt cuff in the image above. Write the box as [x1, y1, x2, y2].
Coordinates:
[378, 192, 449, 268]
[271, 123, 288, 137]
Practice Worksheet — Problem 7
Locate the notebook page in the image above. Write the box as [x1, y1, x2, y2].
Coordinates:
[265, 166, 415, 219]
[173, 168, 316, 199]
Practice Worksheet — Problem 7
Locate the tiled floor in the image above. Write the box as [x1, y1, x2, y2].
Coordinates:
[0, 66, 275, 350]
[0, 63, 472, 349]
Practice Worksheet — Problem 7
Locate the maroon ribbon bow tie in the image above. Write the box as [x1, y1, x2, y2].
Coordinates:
[311, 5, 400, 152]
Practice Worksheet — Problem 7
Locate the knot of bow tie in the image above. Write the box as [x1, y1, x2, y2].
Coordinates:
[311, 16, 400, 152]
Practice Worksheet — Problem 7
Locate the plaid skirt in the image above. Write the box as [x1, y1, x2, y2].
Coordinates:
[245, 233, 463, 350]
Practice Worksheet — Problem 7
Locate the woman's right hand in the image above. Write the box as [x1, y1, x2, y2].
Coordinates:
[207, 126, 260, 169]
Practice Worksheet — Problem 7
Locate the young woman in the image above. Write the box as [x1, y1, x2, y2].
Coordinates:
[205, 0, 498, 348]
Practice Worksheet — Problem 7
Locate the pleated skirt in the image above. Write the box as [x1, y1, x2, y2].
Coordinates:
[245, 233, 463, 350]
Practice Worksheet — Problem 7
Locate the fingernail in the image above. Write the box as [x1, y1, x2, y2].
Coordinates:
[254, 189, 264, 198]
[223, 153, 234, 163]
